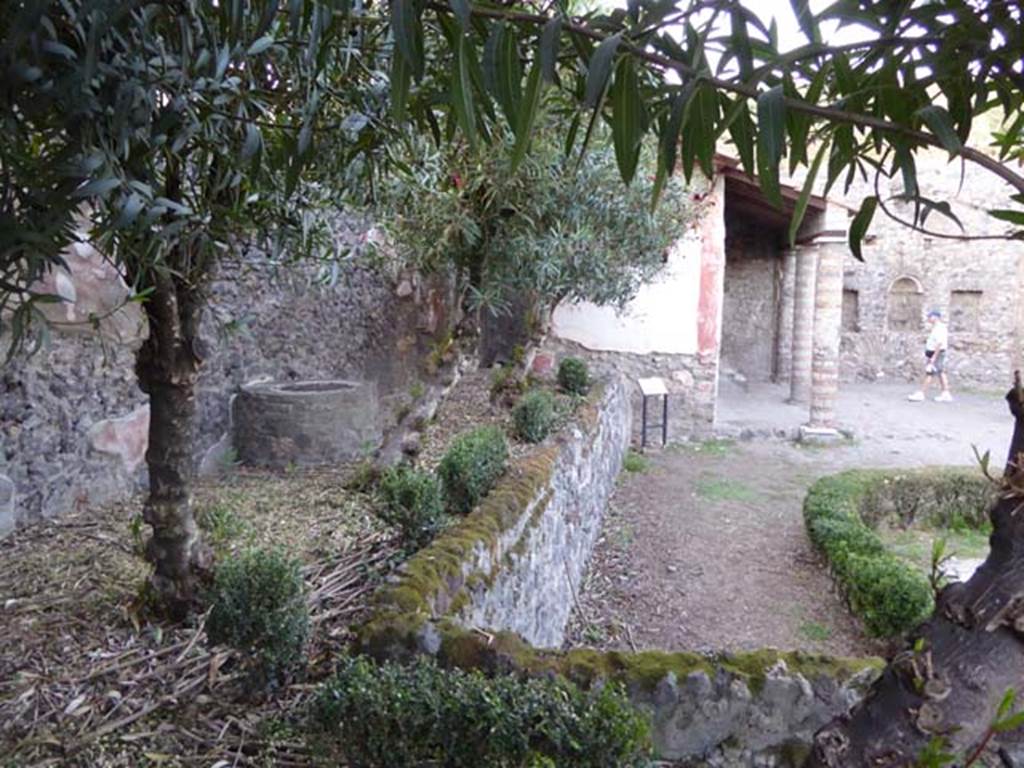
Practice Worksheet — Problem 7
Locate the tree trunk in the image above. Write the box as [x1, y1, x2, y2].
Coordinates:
[808, 385, 1024, 765]
[135, 273, 210, 619]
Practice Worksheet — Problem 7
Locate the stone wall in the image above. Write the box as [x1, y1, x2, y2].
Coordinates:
[454, 377, 631, 647]
[543, 338, 718, 441]
[837, 153, 1024, 387]
[721, 211, 784, 383]
[1, 241, 454, 532]
[363, 377, 631, 650]
[360, 376, 881, 765]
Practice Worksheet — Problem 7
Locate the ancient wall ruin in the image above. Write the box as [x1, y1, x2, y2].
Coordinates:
[360, 375, 881, 764]
[721, 208, 784, 383]
[838, 153, 1024, 387]
[0, 240, 454, 533]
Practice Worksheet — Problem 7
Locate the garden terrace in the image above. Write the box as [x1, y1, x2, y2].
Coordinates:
[358, 376, 883, 764]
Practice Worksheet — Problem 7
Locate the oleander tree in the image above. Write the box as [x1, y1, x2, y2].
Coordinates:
[0, 0, 392, 617]
[377, 122, 697, 321]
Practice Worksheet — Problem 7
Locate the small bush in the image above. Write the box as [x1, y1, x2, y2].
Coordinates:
[376, 466, 447, 551]
[438, 425, 509, 515]
[843, 552, 933, 638]
[622, 450, 649, 473]
[803, 471, 933, 637]
[512, 389, 557, 443]
[197, 503, 249, 551]
[344, 459, 380, 492]
[557, 357, 591, 395]
[310, 656, 652, 767]
[206, 548, 309, 685]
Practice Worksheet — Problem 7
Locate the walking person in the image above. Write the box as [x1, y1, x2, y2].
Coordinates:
[908, 309, 953, 402]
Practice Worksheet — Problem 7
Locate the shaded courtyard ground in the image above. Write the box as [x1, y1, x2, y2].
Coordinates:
[565, 381, 1011, 656]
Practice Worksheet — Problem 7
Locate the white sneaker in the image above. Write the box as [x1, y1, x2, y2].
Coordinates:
[907, 391, 925, 402]
[935, 391, 954, 402]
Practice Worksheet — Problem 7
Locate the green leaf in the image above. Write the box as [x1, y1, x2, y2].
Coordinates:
[392, 0, 424, 81]
[539, 15, 562, 84]
[288, 0, 303, 34]
[242, 124, 262, 161]
[789, 0, 820, 43]
[994, 709, 1024, 733]
[729, 8, 753, 80]
[451, 37, 477, 151]
[757, 86, 786, 166]
[725, 98, 756, 179]
[848, 195, 877, 261]
[484, 24, 521, 131]
[682, 81, 718, 180]
[114, 193, 145, 229]
[584, 32, 620, 109]
[916, 105, 963, 156]
[756, 86, 786, 207]
[998, 688, 1017, 718]
[247, 36, 275, 55]
[610, 56, 646, 185]
[511, 59, 543, 172]
[658, 86, 689, 183]
[72, 177, 121, 198]
[449, 0, 470, 30]
[784, 75, 809, 172]
[788, 138, 830, 247]
[391, 50, 411, 123]
[990, 209, 1024, 226]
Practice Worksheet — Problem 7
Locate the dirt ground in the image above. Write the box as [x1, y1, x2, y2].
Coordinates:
[564, 381, 1012, 656]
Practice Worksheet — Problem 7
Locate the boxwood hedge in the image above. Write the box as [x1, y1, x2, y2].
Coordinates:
[802, 469, 991, 638]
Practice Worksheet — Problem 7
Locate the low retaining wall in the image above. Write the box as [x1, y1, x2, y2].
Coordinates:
[360, 376, 881, 765]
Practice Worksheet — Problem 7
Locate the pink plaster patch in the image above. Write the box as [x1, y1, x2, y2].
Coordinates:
[531, 353, 555, 377]
[89, 405, 150, 473]
[696, 184, 725, 357]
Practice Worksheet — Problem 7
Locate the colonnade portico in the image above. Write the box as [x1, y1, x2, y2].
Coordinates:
[780, 206, 848, 437]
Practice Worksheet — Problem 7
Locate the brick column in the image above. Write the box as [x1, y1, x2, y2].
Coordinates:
[788, 246, 816, 403]
[776, 249, 797, 382]
[809, 243, 844, 427]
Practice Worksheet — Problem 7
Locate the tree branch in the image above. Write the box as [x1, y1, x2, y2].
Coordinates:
[426, 1, 1024, 197]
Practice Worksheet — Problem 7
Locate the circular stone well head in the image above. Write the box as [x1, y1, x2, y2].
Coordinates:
[231, 379, 381, 468]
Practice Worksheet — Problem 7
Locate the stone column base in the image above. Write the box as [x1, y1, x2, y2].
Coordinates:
[798, 425, 843, 444]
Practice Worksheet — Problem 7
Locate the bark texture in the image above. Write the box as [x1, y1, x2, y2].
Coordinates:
[135, 274, 211, 618]
[808, 385, 1024, 765]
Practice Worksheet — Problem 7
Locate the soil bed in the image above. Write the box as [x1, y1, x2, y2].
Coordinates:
[0, 464, 398, 767]
[564, 440, 883, 657]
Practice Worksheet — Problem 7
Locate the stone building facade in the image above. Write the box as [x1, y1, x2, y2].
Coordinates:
[1, 236, 454, 534]
[838, 155, 1024, 388]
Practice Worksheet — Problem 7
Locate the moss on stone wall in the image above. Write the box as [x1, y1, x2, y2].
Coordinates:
[367, 384, 607, 633]
[361, 610, 882, 701]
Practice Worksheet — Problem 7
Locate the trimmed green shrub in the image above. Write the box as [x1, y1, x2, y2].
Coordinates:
[512, 389, 557, 443]
[376, 466, 447, 551]
[438, 425, 509, 515]
[804, 471, 935, 637]
[842, 552, 934, 638]
[557, 357, 590, 395]
[207, 548, 309, 685]
[310, 656, 652, 767]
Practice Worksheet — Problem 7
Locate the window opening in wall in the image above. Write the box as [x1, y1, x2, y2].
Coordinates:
[842, 289, 860, 332]
[887, 276, 923, 332]
[950, 290, 983, 334]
